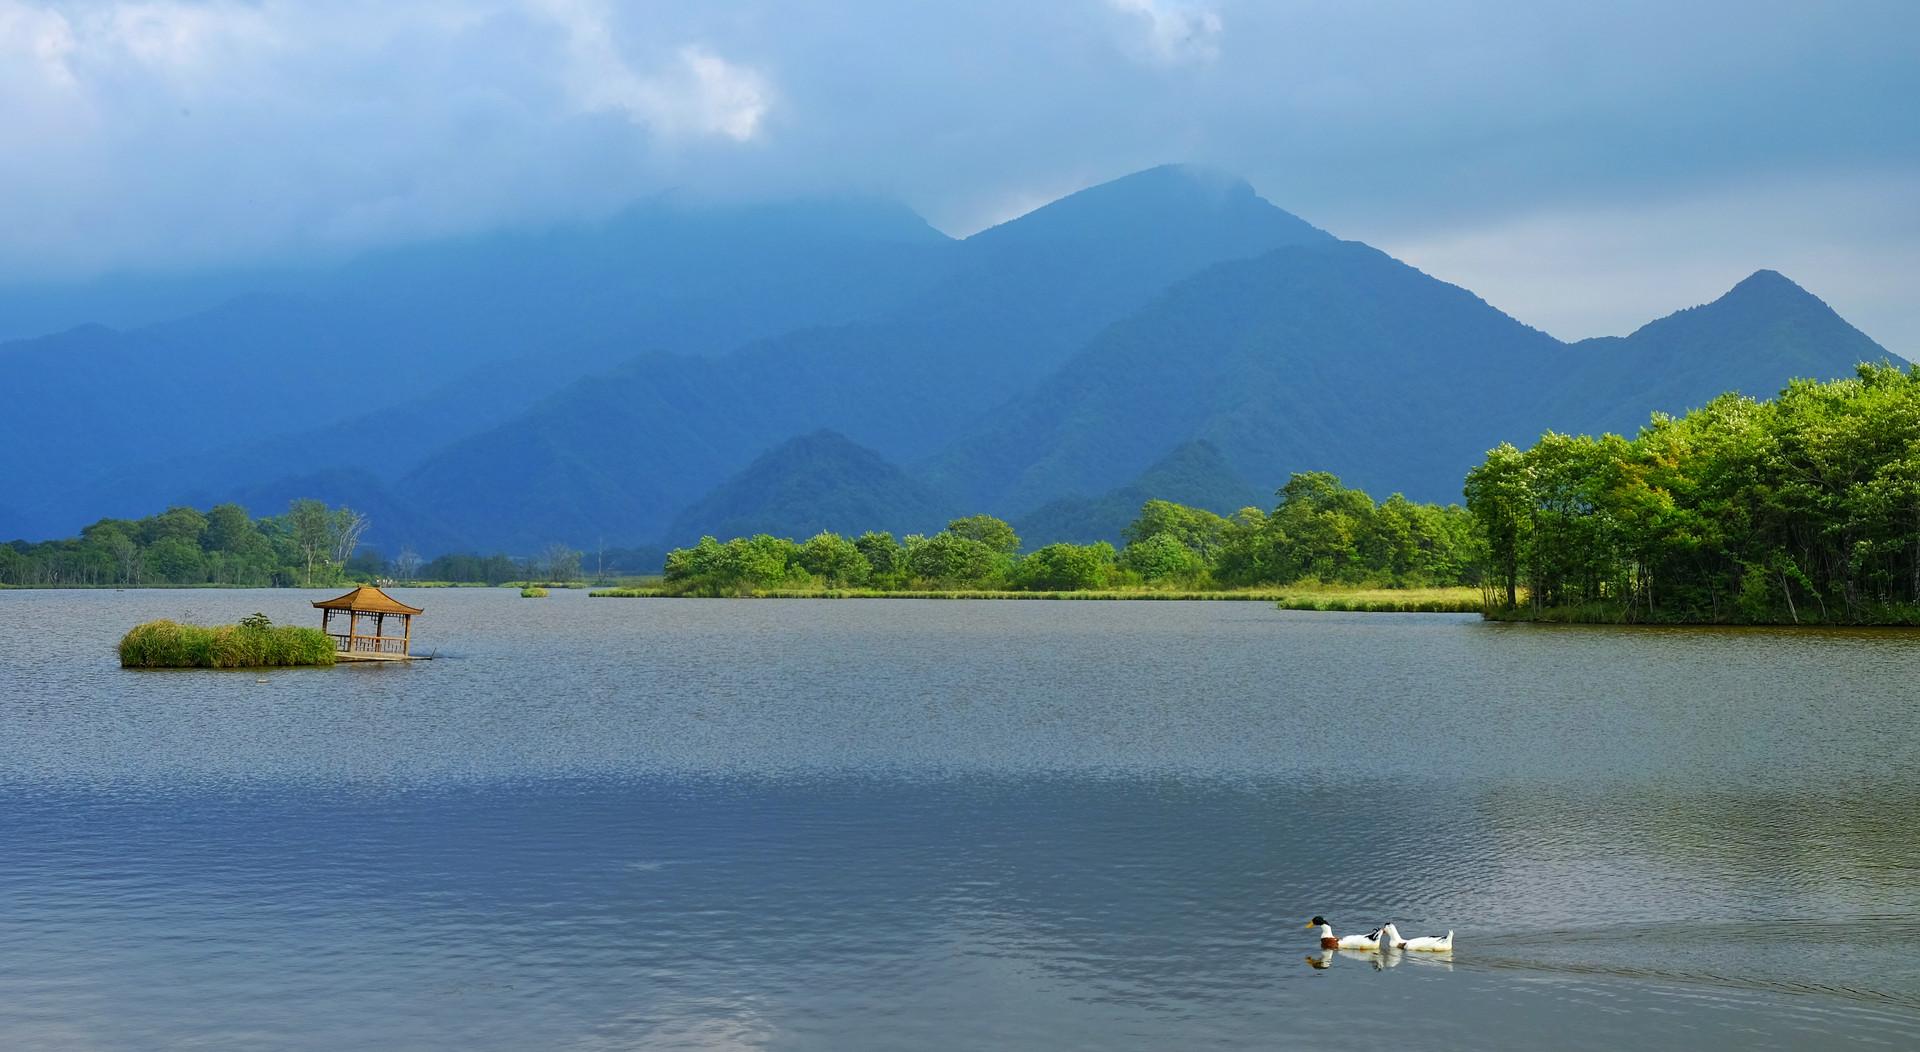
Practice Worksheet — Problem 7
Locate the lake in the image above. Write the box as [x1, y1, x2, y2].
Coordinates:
[3, 588, 1918, 1049]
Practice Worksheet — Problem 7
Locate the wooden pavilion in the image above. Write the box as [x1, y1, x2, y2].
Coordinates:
[313, 585, 423, 661]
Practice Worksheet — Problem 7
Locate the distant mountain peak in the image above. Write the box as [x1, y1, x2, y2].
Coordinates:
[966, 163, 1331, 250]
[1626, 269, 1886, 355]
[662, 430, 953, 544]
[1719, 267, 1818, 304]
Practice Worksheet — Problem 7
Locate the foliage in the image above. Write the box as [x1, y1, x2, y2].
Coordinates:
[1464, 363, 1920, 623]
[662, 535, 812, 596]
[1013, 542, 1118, 591]
[520, 586, 550, 598]
[1172, 474, 1480, 588]
[3, 500, 370, 588]
[796, 532, 870, 586]
[654, 483, 1477, 595]
[117, 619, 336, 668]
[942, 515, 1022, 555]
[905, 533, 1009, 587]
[1120, 532, 1208, 583]
[853, 532, 907, 587]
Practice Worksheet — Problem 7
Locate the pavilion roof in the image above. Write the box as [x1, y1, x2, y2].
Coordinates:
[311, 585, 423, 615]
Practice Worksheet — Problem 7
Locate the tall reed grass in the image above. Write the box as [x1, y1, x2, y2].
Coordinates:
[117, 619, 337, 668]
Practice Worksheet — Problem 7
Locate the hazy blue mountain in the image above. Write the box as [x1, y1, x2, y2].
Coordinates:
[0, 264, 316, 345]
[663, 431, 955, 545]
[1, 197, 954, 539]
[1545, 269, 1894, 434]
[8, 165, 1894, 559]
[392, 166, 1335, 550]
[1013, 440, 1267, 547]
[925, 243, 1892, 512]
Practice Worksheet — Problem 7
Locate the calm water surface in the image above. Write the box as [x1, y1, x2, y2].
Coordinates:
[2, 589, 1918, 1049]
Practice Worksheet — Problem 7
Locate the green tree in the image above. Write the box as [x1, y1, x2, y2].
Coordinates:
[853, 531, 907, 587]
[289, 499, 332, 587]
[1120, 532, 1207, 583]
[1124, 499, 1232, 558]
[1464, 443, 1530, 607]
[797, 532, 870, 586]
[943, 515, 1020, 555]
[907, 533, 1005, 586]
[1014, 542, 1118, 591]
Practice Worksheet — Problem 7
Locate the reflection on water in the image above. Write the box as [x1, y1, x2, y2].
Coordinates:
[2, 589, 1919, 1049]
[1307, 948, 1454, 971]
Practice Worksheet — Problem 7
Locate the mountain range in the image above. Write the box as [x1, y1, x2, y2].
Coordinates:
[0, 165, 1897, 560]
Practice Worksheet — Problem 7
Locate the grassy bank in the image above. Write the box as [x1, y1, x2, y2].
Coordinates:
[1481, 602, 1920, 626]
[589, 584, 1487, 611]
[118, 619, 337, 668]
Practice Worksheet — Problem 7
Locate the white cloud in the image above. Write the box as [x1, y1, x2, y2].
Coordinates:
[0, 0, 778, 279]
[535, 0, 771, 142]
[1373, 173, 1920, 358]
[1107, 0, 1222, 66]
[0, 0, 78, 88]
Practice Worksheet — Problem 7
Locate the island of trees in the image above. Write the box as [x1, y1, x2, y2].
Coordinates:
[625, 472, 1483, 600]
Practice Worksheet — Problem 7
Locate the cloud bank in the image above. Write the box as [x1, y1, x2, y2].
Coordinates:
[1, 0, 1915, 351]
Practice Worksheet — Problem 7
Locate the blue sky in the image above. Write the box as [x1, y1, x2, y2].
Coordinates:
[2, 0, 1915, 351]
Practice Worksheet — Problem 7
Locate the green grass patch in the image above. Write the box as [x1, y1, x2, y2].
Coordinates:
[520, 586, 550, 598]
[118, 619, 337, 669]
[1268, 586, 1488, 613]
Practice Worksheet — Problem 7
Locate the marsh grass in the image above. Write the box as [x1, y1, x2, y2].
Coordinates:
[118, 620, 337, 668]
[589, 584, 1488, 611]
[520, 586, 550, 598]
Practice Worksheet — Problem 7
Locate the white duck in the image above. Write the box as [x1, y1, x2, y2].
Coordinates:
[1376, 922, 1453, 952]
[1305, 916, 1381, 951]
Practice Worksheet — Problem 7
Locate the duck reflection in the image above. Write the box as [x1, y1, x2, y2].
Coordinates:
[1304, 947, 1453, 972]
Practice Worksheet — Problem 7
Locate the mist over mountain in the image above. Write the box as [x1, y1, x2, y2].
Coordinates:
[383, 166, 1332, 550]
[2, 165, 1896, 559]
[1, 196, 953, 540]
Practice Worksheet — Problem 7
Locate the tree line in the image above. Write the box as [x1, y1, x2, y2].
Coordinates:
[0, 500, 602, 589]
[659, 474, 1483, 595]
[1, 500, 370, 588]
[1465, 362, 1920, 623]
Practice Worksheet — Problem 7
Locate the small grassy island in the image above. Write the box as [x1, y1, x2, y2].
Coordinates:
[521, 586, 550, 598]
[118, 614, 336, 669]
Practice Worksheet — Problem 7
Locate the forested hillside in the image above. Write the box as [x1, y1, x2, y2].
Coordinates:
[2, 166, 1896, 559]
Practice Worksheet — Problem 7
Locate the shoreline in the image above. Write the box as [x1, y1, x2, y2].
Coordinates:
[588, 587, 1489, 612]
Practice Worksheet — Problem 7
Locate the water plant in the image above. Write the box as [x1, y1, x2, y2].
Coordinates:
[118, 619, 336, 668]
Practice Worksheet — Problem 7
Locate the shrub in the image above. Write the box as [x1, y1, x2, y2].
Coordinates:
[1014, 542, 1118, 591]
[1120, 533, 1206, 583]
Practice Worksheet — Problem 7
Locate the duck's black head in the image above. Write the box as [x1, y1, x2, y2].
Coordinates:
[1309, 916, 1328, 927]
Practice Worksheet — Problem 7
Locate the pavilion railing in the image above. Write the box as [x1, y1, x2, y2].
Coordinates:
[328, 633, 409, 655]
